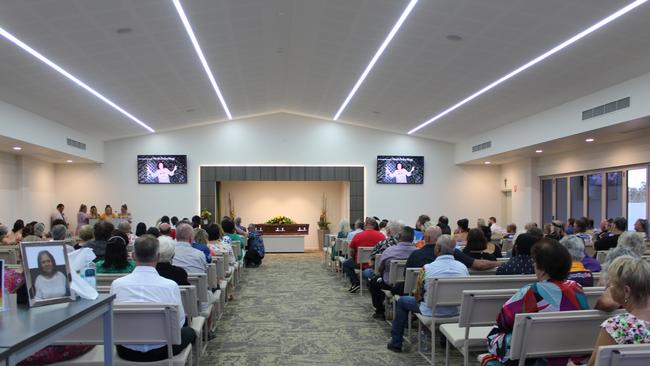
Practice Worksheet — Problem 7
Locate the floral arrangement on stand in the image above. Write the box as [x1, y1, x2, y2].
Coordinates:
[266, 216, 296, 225]
[317, 193, 330, 230]
[200, 208, 212, 224]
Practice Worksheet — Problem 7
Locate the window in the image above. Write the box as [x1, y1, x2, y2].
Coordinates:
[587, 173, 602, 224]
[570, 176, 584, 219]
[627, 168, 647, 231]
[542, 179, 553, 224]
[556, 177, 567, 221]
[606, 171, 623, 219]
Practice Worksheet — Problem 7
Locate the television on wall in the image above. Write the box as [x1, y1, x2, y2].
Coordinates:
[137, 155, 188, 184]
[376, 156, 424, 184]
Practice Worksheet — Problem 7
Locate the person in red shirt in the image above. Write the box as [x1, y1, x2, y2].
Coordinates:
[343, 217, 385, 292]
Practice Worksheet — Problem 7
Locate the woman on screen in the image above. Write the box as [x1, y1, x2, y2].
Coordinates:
[149, 162, 177, 183]
[33, 250, 69, 300]
[385, 163, 414, 183]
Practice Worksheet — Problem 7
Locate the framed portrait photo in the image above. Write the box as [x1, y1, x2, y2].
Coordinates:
[20, 241, 74, 307]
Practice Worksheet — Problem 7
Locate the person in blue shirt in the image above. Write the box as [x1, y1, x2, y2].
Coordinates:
[413, 214, 431, 242]
[388, 234, 469, 352]
[191, 227, 212, 263]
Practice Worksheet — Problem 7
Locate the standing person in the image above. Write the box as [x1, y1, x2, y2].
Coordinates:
[111, 235, 195, 362]
[51, 203, 67, 228]
[342, 218, 385, 293]
[148, 162, 177, 183]
[100, 205, 117, 220]
[75, 204, 89, 236]
[88, 205, 99, 220]
[118, 204, 132, 223]
[385, 162, 414, 183]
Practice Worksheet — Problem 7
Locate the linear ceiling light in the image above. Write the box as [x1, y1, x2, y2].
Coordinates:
[408, 0, 647, 135]
[0, 27, 155, 133]
[172, 0, 232, 120]
[333, 0, 419, 121]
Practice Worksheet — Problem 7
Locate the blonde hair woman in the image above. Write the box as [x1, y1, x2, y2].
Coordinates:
[583, 256, 650, 366]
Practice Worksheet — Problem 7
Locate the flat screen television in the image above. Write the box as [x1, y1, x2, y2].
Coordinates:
[376, 155, 424, 184]
[137, 155, 188, 184]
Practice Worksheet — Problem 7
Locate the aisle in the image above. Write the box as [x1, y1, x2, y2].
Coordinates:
[200, 252, 443, 365]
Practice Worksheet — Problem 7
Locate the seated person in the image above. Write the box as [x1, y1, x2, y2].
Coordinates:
[96, 232, 135, 273]
[342, 217, 384, 293]
[480, 239, 589, 366]
[582, 256, 650, 366]
[462, 228, 499, 261]
[111, 235, 196, 362]
[477, 218, 492, 242]
[504, 223, 516, 240]
[156, 235, 190, 286]
[633, 218, 648, 239]
[437, 216, 451, 235]
[453, 218, 470, 243]
[387, 235, 469, 352]
[173, 223, 208, 274]
[413, 214, 431, 241]
[221, 219, 246, 261]
[594, 217, 626, 252]
[546, 220, 565, 241]
[560, 235, 593, 287]
[85, 220, 115, 260]
[496, 233, 536, 275]
[368, 226, 417, 320]
[244, 224, 265, 268]
[405, 226, 442, 269]
[191, 228, 213, 263]
[206, 224, 236, 272]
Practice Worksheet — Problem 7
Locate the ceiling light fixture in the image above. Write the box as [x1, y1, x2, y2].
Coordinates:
[12, 146, 22, 151]
[535, 149, 543, 153]
[0, 26, 155, 133]
[408, 0, 647, 135]
[66, 160, 73, 163]
[172, 0, 232, 120]
[585, 138, 595, 142]
[333, 0, 419, 121]
[484, 161, 491, 165]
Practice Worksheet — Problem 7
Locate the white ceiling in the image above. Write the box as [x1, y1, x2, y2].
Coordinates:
[0, 0, 649, 141]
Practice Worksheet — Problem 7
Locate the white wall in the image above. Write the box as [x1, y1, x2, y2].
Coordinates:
[219, 181, 347, 250]
[53, 112, 503, 233]
[0, 100, 104, 163]
[0, 151, 56, 227]
[456, 71, 650, 164]
[500, 158, 540, 230]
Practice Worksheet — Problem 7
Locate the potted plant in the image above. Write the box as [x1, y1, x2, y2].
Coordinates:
[200, 208, 212, 225]
[317, 193, 330, 249]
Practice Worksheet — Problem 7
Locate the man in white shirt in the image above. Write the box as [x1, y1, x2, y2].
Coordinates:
[111, 234, 196, 362]
[489, 216, 505, 236]
[50, 203, 67, 227]
[172, 223, 207, 274]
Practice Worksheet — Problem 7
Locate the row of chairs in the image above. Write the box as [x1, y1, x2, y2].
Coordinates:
[48, 240, 247, 366]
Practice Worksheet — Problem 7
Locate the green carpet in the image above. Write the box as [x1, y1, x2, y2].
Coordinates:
[201, 252, 475, 365]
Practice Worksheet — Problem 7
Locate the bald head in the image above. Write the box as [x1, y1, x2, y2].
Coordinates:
[424, 226, 442, 245]
[175, 223, 193, 243]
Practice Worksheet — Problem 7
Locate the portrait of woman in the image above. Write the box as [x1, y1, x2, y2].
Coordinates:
[33, 250, 69, 300]
[21, 242, 73, 306]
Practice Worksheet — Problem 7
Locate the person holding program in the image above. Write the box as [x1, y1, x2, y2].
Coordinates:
[149, 162, 177, 183]
[385, 163, 414, 183]
[33, 250, 69, 300]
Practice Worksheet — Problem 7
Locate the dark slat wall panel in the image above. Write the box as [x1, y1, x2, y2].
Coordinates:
[200, 166, 366, 222]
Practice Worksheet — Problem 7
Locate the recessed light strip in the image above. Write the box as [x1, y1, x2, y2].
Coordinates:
[333, 0, 419, 121]
[172, 0, 232, 120]
[407, 0, 647, 134]
[0, 26, 155, 133]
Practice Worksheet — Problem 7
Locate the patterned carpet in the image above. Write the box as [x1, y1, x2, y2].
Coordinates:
[200, 252, 476, 366]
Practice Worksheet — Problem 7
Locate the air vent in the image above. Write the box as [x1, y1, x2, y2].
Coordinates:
[66, 138, 86, 151]
[472, 141, 492, 153]
[582, 97, 630, 120]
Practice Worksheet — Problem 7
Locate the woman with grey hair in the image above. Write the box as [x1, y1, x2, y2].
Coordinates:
[155, 235, 190, 286]
[617, 232, 645, 257]
[559, 235, 593, 287]
[337, 219, 351, 239]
